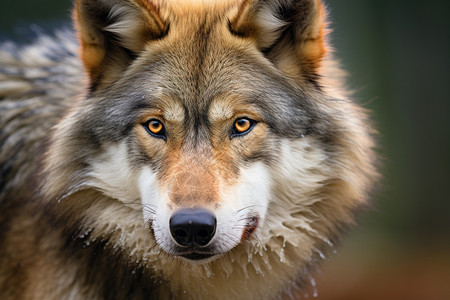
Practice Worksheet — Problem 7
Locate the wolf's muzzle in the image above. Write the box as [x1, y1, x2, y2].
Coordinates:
[169, 208, 216, 247]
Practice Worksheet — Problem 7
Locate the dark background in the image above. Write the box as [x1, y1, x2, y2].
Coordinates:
[1, 0, 449, 299]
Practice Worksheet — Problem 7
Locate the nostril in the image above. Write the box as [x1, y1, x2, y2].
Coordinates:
[174, 229, 188, 238]
[169, 209, 216, 247]
[171, 227, 189, 246]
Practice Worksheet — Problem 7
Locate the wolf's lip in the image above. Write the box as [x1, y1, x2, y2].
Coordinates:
[240, 215, 259, 242]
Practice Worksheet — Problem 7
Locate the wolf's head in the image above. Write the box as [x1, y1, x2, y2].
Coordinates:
[43, 0, 375, 296]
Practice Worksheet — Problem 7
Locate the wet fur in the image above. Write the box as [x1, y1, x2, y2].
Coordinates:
[0, 0, 376, 299]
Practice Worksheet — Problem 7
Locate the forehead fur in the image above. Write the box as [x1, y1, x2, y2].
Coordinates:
[80, 0, 325, 146]
[156, 0, 240, 16]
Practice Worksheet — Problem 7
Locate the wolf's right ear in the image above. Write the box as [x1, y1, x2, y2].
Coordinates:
[74, 0, 168, 90]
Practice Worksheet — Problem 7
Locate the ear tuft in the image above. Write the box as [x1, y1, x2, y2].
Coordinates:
[105, 0, 167, 52]
[105, 5, 148, 53]
[74, 0, 168, 90]
[230, 0, 328, 83]
[230, 0, 288, 49]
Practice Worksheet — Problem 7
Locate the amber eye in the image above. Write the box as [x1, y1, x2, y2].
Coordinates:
[144, 119, 166, 140]
[235, 119, 251, 132]
[148, 120, 163, 134]
[231, 118, 256, 138]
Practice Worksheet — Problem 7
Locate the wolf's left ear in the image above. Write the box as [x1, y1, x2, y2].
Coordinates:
[74, 0, 168, 90]
[230, 0, 327, 84]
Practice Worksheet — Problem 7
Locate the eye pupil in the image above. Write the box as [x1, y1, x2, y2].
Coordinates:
[148, 120, 163, 134]
[235, 118, 251, 132]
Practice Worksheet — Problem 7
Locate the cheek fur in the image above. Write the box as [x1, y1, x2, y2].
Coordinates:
[138, 166, 160, 224]
[229, 122, 270, 161]
[138, 167, 176, 252]
[87, 142, 141, 204]
[212, 162, 272, 252]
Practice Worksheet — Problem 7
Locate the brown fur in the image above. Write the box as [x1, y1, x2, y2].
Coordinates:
[0, 0, 377, 299]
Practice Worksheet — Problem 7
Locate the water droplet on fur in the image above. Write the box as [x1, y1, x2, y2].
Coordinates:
[252, 260, 263, 276]
[203, 265, 212, 278]
[317, 250, 326, 260]
[309, 275, 318, 298]
[279, 248, 286, 262]
[222, 261, 233, 278]
[324, 239, 338, 254]
[260, 254, 272, 270]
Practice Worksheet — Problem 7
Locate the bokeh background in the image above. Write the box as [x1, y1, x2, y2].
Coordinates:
[1, 0, 449, 299]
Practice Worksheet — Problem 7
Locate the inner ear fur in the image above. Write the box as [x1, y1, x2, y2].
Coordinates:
[74, 0, 168, 90]
[230, 0, 328, 84]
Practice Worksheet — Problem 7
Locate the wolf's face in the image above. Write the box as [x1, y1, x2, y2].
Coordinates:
[80, 17, 317, 262]
[44, 0, 374, 274]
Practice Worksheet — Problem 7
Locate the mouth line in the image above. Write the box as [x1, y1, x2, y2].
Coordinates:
[175, 250, 216, 261]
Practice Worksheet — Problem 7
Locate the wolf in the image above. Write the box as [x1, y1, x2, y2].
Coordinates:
[0, 0, 376, 299]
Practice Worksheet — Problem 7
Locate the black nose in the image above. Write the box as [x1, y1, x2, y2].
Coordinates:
[169, 209, 216, 247]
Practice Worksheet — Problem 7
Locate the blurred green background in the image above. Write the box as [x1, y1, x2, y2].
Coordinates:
[1, 0, 449, 299]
